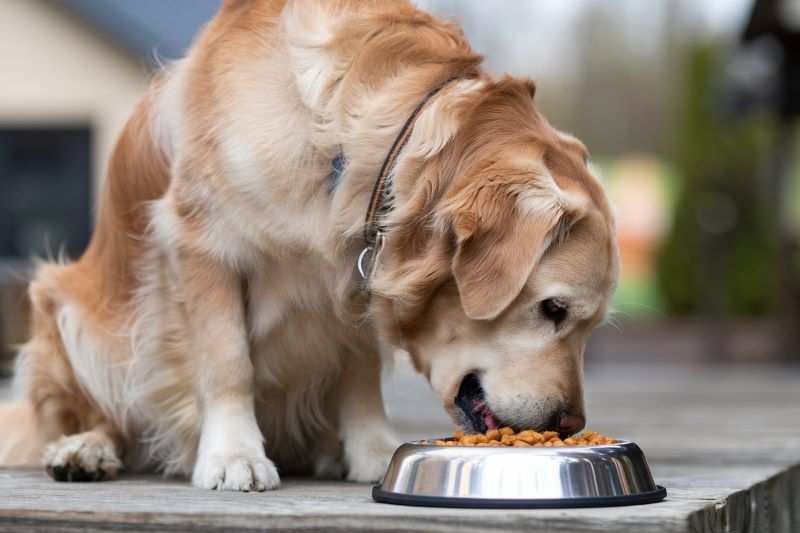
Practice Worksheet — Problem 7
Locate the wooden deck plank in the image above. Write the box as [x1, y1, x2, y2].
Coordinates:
[0, 362, 798, 532]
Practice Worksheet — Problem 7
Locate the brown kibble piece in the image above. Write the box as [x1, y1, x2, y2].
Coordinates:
[499, 427, 515, 436]
[485, 429, 501, 441]
[516, 430, 543, 444]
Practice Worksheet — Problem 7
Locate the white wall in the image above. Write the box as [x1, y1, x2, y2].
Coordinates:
[0, 0, 150, 198]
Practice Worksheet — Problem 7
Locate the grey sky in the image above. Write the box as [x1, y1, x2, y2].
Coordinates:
[414, 0, 754, 79]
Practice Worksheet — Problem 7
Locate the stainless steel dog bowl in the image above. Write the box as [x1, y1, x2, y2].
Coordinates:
[373, 439, 666, 508]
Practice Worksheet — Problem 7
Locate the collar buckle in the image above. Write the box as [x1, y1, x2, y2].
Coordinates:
[357, 231, 385, 282]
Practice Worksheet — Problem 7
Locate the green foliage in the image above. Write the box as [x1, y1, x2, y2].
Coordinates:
[655, 43, 777, 315]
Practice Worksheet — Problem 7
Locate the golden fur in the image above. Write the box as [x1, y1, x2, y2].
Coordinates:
[0, 0, 618, 490]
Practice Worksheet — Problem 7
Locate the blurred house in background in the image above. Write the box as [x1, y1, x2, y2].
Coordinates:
[1, 0, 798, 370]
[0, 0, 219, 364]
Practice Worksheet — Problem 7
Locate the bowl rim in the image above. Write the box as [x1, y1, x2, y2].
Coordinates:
[405, 437, 634, 450]
[372, 484, 667, 508]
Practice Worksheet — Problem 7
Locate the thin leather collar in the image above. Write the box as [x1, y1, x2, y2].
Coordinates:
[357, 77, 461, 285]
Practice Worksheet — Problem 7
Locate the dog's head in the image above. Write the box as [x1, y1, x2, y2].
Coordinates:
[372, 77, 619, 435]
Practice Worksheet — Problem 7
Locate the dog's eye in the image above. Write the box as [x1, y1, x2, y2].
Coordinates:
[540, 298, 567, 325]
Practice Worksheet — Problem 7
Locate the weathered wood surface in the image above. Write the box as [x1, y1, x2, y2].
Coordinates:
[0, 361, 798, 532]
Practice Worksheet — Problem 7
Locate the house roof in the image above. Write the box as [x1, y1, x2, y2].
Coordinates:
[60, 0, 221, 65]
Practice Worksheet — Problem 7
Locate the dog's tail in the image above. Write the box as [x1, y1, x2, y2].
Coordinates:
[0, 401, 43, 467]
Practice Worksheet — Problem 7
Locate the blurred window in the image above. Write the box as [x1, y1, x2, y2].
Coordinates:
[0, 128, 91, 260]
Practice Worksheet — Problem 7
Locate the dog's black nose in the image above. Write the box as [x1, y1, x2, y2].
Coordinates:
[559, 413, 585, 435]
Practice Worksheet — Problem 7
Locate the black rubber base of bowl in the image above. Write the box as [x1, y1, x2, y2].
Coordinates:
[372, 485, 667, 509]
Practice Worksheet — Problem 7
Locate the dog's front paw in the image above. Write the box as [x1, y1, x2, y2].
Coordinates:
[344, 431, 399, 483]
[193, 410, 279, 491]
[43, 431, 123, 482]
[192, 450, 279, 492]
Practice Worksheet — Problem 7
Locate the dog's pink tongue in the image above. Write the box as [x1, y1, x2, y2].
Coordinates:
[484, 412, 499, 430]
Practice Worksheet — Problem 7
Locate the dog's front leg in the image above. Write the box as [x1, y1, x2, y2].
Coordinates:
[336, 352, 399, 483]
[179, 249, 279, 491]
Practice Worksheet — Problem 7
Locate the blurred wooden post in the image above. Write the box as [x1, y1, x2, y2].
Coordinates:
[743, 0, 800, 363]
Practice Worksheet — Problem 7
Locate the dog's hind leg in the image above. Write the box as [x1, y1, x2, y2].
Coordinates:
[0, 336, 124, 480]
[5, 267, 128, 481]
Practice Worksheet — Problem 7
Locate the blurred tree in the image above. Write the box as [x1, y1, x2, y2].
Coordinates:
[656, 43, 776, 317]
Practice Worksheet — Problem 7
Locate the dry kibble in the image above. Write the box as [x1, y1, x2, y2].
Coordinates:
[516, 430, 543, 444]
[431, 429, 620, 447]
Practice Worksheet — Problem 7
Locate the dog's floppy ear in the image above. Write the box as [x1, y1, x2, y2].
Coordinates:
[448, 169, 583, 320]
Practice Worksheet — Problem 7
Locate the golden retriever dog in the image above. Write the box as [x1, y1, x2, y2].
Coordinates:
[0, 0, 618, 490]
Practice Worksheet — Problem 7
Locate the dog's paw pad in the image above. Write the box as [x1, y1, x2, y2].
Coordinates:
[42, 432, 123, 482]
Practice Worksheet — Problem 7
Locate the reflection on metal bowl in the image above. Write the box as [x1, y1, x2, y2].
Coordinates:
[373, 439, 666, 508]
